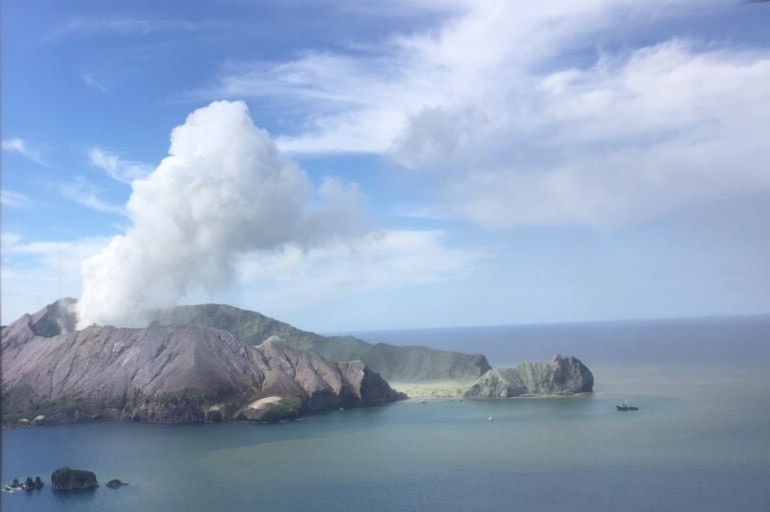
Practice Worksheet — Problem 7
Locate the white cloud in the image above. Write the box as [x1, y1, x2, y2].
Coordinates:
[0, 189, 28, 207]
[88, 147, 152, 183]
[199, 0, 770, 227]
[235, 229, 487, 307]
[77, 100, 371, 328]
[0, 232, 23, 247]
[77, 100, 486, 328]
[437, 40, 770, 227]
[51, 17, 217, 39]
[82, 72, 108, 93]
[1, 137, 46, 165]
[205, 53, 415, 154]
[60, 176, 126, 215]
[1, 234, 109, 325]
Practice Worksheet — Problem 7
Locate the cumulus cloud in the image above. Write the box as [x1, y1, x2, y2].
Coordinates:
[428, 41, 770, 226]
[76, 100, 369, 328]
[199, 0, 770, 227]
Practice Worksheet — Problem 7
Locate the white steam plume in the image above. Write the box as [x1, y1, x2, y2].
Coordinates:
[77, 100, 363, 328]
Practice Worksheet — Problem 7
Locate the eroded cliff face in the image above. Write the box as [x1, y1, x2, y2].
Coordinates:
[151, 303, 492, 382]
[463, 355, 594, 398]
[1, 300, 401, 425]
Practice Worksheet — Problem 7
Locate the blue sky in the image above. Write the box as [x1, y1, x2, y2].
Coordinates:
[2, 0, 769, 332]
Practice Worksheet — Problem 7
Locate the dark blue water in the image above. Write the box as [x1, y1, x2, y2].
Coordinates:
[349, 314, 770, 367]
[3, 316, 770, 512]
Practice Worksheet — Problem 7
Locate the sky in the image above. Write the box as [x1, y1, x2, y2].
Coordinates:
[2, 0, 769, 332]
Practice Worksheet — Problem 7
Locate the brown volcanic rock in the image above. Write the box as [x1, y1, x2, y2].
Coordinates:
[338, 360, 403, 406]
[1, 300, 400, 424]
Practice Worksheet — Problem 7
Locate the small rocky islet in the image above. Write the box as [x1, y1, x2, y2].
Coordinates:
[2, 299, 593, 426]
[2, 476, 44, 493]
[3, 467, 126, 493]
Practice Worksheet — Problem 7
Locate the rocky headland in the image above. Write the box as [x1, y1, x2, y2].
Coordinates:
[150, 303, 492, 383]
[1, 299, 403, 424]
[464, 355, 594, 398]
[2, 299, 594, 425]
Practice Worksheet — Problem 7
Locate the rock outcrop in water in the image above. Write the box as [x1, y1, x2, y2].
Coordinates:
[464, 355, 593, 398]
[51, 467, 98, 491]
[2, 476, 44, 492]
[1, 299, 402, 425]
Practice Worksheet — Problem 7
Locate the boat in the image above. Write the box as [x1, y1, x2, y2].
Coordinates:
[616, 402, 638, 411]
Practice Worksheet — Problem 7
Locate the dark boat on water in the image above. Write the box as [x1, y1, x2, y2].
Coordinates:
[616, 402, 639, 411]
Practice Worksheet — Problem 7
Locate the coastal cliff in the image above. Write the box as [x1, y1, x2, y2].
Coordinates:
[1, 299, 401, 425]
[2, 299, 596, 424]
[464, 355, 594, 398]
[151, 303, 492, 382]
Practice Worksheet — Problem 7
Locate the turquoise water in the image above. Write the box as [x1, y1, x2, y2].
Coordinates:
[3, 317, 770, 511]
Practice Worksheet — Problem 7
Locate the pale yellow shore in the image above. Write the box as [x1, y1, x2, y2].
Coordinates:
[389, 381, 474, 400]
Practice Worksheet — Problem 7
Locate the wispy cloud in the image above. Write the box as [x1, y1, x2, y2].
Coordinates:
[0, 233, 110, 324]
[2, 137, 46, 166]
[197, 0, 770, 227]
[1, 232, 105, 260]
[88, 148, 152, 184]
[0, 189, 29, 207]
[82, 72, 108, 93]
[235, 229, 489, 307]
[60, 176, 125, 215]
[51, 17, 223, 40]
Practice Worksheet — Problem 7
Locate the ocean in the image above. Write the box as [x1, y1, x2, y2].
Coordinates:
[2, 315, 769, 512]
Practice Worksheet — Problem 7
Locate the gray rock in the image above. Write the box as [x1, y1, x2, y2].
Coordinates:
[2, 300, 401, 425]
[235, 395, 303, 422]
[204, 405, 224, 423]
[150, 303, 491, 382]
[464, 355, 593, 398]
[51, 467, 98, 491]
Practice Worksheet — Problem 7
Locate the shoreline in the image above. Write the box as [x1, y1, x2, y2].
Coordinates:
[389, 381, 473, 399]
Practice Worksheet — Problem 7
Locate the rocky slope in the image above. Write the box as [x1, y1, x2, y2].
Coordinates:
[463, 355, 594, 398]
[1, 300, 401, 425]
[2, 300, 595, 423]
[151, 303, 492, 382]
